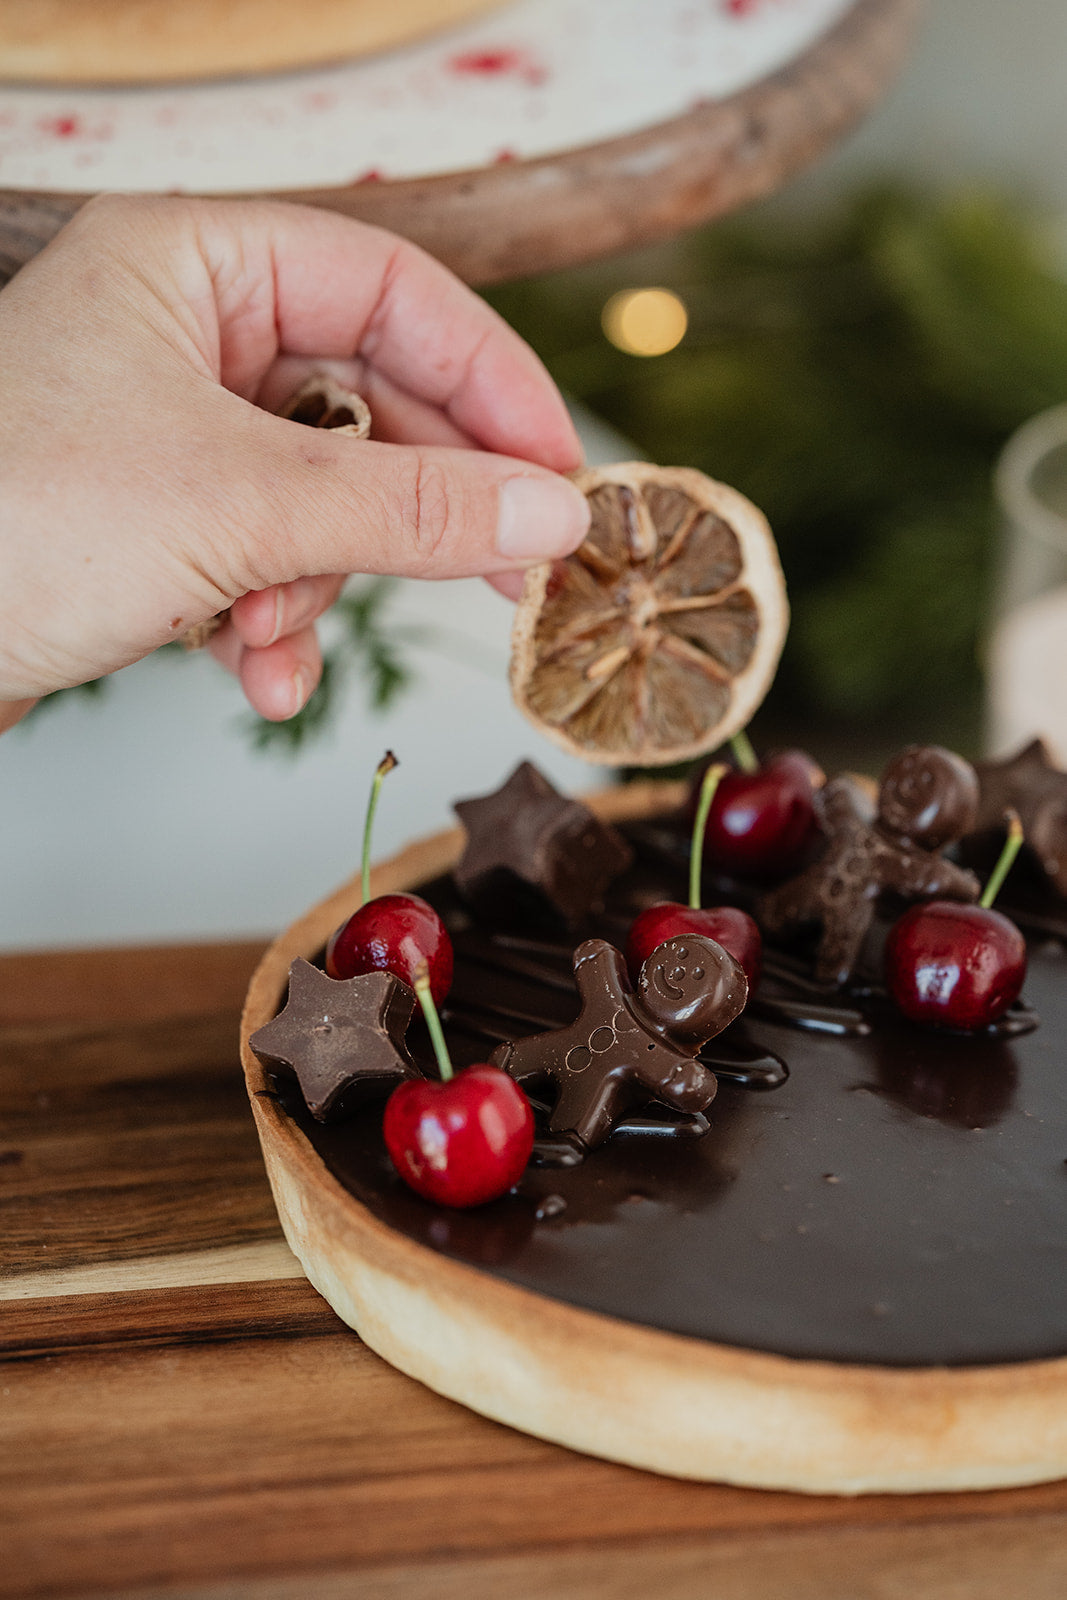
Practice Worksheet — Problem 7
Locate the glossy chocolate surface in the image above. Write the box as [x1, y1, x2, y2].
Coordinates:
[278, 819, 1067, 1368]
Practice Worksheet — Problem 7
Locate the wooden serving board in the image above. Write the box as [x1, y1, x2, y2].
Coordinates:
[4, 940, 1067, 1598]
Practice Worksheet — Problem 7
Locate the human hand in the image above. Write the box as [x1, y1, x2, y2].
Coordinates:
[0, 194, 590, 731]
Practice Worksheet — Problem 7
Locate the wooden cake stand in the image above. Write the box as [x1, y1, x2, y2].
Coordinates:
[0, 0, 919, 289]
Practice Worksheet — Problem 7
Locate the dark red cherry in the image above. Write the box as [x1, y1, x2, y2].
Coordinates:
[884, 901, 1026, 1030]
[698, 749, 820, 879]
[383, 1064, 535, 1208]
[625, 903, 761, 992]
[325, 892, 453, 1005]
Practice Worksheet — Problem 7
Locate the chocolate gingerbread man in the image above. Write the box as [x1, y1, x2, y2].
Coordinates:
[492, 935, 747, 1149]
[759, 745, 981, 988]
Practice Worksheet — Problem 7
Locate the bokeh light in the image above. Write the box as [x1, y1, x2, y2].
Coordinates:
[601, 287, 688, 357]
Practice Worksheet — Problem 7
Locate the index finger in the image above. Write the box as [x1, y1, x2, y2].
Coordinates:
[190, 200, 584, 474]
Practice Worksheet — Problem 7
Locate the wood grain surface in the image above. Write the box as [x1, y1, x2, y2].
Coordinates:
[3, 938, 1067, 1600]
[0, 0, 920, 291]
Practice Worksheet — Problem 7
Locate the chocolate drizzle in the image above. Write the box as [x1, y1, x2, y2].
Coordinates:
[749, 995, 871, 1037]
[279, 812, 1067, 1368]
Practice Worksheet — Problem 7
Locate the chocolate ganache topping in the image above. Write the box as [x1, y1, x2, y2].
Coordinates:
[267, 758, 1067, 1370]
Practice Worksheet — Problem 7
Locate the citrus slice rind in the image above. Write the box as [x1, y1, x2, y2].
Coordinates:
[510, 462, 788, 768]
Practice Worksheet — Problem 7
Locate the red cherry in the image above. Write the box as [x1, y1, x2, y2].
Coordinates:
[625, 903, 761, 991]
[325, 892, 453, 1005]
[698, 749, 820, 879]
[884, 901, 1026, 1030]
[383, 1064, 535, 1208]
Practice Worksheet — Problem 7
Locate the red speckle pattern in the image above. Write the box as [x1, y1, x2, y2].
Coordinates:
[0, 0, 839, 192]
[36, 111, 114, 145]
[301, 89, 337, 113]
[449, 48, 549, 87]
[39, 114, 80, 138]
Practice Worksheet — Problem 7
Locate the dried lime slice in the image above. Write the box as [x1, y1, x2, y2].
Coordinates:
[510, 462, 787, 767]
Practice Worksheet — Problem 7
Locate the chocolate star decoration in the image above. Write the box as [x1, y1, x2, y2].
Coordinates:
[453, 761, 633, 926]
[974, 739, 1067, 897]
[491, 935, 746, 1149]
[760, 746, 981, 988]
[249, 958, 418, 1122]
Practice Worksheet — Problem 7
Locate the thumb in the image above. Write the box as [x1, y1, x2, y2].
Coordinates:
[224, 410, 592, 592]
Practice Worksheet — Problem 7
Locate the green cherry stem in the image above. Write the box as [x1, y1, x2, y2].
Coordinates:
[979, 809, 1025, 910]
[689, 762, 728, 910]
[360, 750, 398, 906]
[413, 960, 454, 1083]
[729, 729, 759, 775]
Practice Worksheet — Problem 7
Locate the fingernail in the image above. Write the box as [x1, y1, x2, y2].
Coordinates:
[285, 668, 310, 718]
[269, 588, 285, 647]
[268, 578, 316, 646]
[496, 475, 591, 561]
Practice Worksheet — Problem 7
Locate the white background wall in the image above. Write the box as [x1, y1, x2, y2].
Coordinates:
[795, 0, 1067, 214]
[2, 0, 1065, 953]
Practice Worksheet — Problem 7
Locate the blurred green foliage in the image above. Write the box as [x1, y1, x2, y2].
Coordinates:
[486, 187, 1067, 762]
[246, 579, 412, 754]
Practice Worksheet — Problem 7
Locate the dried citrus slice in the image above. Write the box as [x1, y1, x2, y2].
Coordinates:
[279, 374, 372, 438]
[510, 462, 788, 767]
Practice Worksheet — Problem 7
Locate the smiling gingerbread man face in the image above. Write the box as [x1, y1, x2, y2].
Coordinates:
[636, 936, 747, 1049]
[877, 745, 978, 851]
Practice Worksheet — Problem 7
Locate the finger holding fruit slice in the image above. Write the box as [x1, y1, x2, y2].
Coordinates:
[510, 462, 788, 768]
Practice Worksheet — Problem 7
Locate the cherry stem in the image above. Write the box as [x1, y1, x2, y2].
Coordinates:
[690, 762, 728, 910]
[360, 751, 398, 906]
[979, 809, 1024, 910]
[413, 961, 453, 1082]
[729, 729, 759, 775]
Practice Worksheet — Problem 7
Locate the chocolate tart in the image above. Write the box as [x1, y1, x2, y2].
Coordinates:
[240, 782, 1067, 1496]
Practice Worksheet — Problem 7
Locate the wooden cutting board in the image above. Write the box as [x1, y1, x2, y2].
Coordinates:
[3, 941, 1067, 1599]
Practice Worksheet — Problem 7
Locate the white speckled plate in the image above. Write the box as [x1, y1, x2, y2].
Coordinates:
[0, 0, 854, 195]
